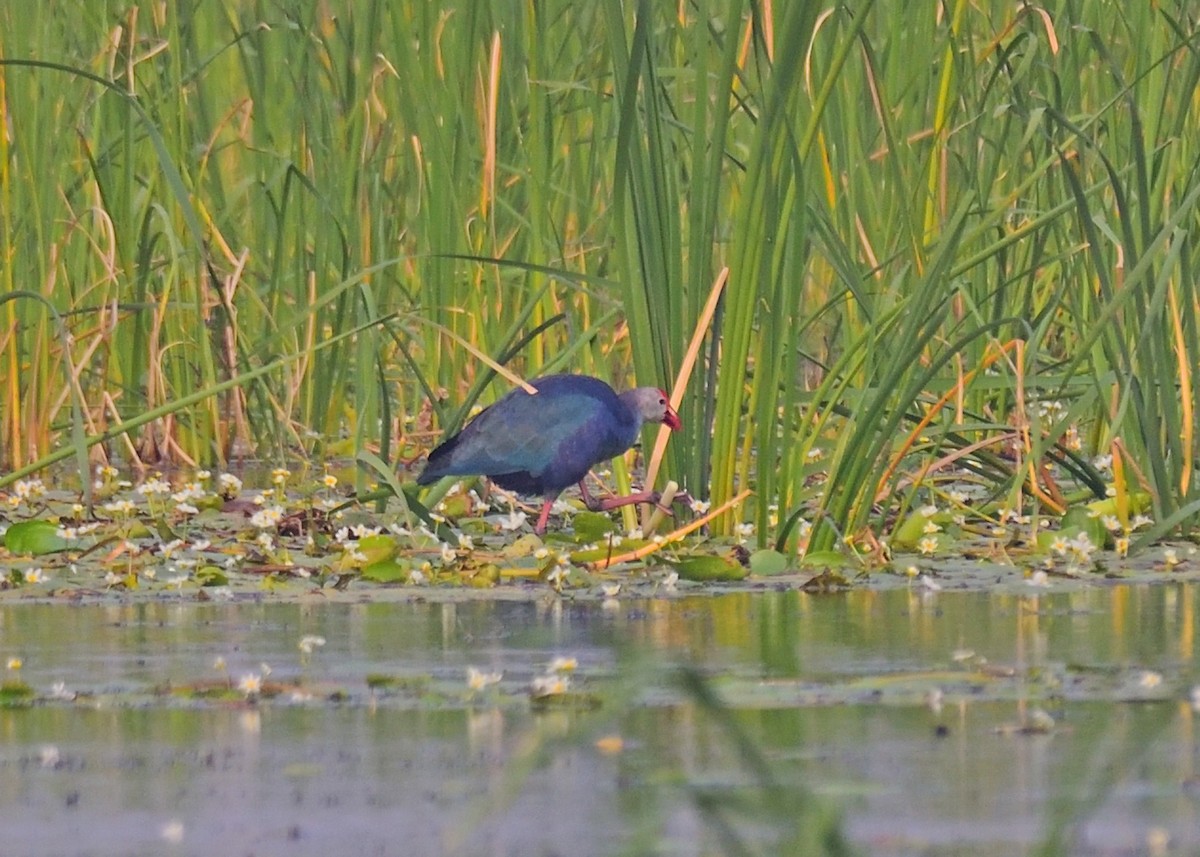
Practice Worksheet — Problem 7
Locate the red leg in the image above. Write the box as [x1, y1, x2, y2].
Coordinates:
[534, 499, 554, 535]
[577, 480, 661, 513]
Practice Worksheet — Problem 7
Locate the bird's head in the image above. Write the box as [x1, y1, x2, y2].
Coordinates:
[628, 387, 681, 431]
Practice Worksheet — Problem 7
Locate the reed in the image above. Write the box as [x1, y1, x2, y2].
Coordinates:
[1, 2, 1198, 548]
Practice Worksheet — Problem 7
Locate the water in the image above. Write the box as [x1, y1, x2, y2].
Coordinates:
[0, 583, 1197, 855]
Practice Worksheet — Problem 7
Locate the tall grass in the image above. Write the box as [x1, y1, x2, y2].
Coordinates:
[2, 2, 1199, 547]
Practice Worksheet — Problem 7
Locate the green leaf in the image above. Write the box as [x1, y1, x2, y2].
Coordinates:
[195, 566, 229, 587]
[361, 558, 411, 583]
[4, 520, 68, 555]
[671, 555, 748, 582]
[749, 549, 790, 576]
[357, 534, 398, 566]
[572, 512, 616, 543]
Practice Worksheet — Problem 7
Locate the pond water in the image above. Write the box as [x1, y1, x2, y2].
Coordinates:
[1, 582, 1198, 856]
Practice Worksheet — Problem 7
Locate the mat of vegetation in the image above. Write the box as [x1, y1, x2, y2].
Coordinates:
[1, 3, 1199, 567]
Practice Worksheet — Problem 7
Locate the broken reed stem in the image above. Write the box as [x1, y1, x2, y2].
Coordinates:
[590, 487, 752, 571]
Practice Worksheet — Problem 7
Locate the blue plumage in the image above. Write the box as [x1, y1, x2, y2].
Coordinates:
[417, 374, 681, 533]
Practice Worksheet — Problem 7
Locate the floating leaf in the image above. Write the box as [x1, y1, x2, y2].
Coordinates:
[892, 511, 934, 549]
[195, 566, 229, 587]
[572, 512, 616, 543]
[4, 520, 68, 555]
[1060, 505, 1108, 548]
[357, 534, 398, 566]
[671, 554, 748, 582]
[799, 550, 854, 569]
[362, 558, 411, 583]
[502, 533, 543, 558]
[749, 549, 790, 576]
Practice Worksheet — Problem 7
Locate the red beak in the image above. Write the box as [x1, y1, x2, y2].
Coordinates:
[663, 404, 682, 431]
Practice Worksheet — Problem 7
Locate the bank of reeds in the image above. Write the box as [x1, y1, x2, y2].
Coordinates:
[2, 1, 1198, 548]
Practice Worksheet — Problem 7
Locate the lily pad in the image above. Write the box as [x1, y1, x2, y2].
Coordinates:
[671, 554, 749, 582]
[362, 558, 412, 583]
[749, 549, 790, 576]
[4, 520, 68, 556]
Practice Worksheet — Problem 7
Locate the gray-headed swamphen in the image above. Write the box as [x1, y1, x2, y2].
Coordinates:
[417, 374, 682, 533]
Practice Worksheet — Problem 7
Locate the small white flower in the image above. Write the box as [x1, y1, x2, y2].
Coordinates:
[1138, 670, 1163, 689]
[690, 499, 711, 514]
[250, 506, 284, 529]
[467, 667, 503, 691]
[160, 820, 185, 845]
[1028, 570, 1050, 587]
[600, 583, 621, 598]
[298, 635, 326, 655]
[548, 657, 578, 673]
[546, 564, 570, 589]
[498, 509, 528, 531]
[238, 673, 263, 696]
[530, 674, 570, 697]
[136, 476, 172, 496]
[440, 542, 457, 564]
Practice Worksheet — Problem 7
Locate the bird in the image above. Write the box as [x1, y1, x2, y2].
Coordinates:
[417, 374, 682, 534]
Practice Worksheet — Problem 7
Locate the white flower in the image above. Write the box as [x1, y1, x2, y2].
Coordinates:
[498, 509, 528, 531]
[136, 476, 172, 496]
[467, 667, 503, 691]
[690, 499, 711, 514]
[548, 657, 578, 673]
[250, 506, 284, 529]
[323, 473, 338, 489]
[1138, 670, 1163, 689]
[530, 674, 570, 697]
[547, 564, 571, 589]
[661, 571, 679, 591]
[440, 543, 457, 564]
[918, 536, 939, 556]
[218, 473, 243, 495]
[1028, 570, 1050, 587]
[238, 673, 263, 696]
[457, 533, 475, 551]
[298, 635, 326, 655]
[600, 583, 621, 598]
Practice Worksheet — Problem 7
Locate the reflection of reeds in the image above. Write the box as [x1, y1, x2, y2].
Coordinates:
[2, 1, 1199, 549]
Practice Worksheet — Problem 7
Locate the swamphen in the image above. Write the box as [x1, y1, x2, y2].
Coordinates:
[417, 374, 682, 533]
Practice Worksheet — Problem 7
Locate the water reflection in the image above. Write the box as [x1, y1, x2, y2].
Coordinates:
[0, 583, 1196, 855]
